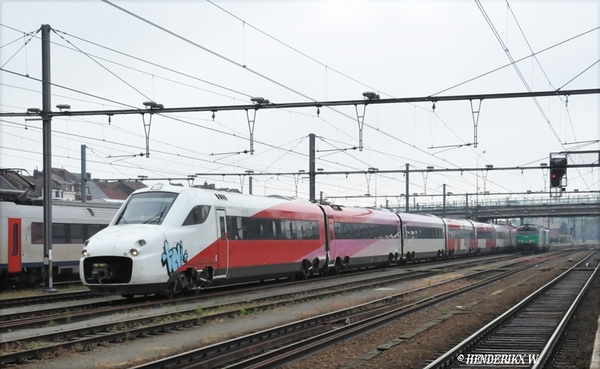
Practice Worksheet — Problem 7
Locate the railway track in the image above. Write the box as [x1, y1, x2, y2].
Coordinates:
[0, 253, 516, 328]
[116, 255, 565, 369]
[423, 250, 598, 369]
[0, 254, 529, 366]
[0, 289, 93, 310]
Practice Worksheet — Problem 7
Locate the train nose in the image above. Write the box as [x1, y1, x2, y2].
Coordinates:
[81, 227, 166, 286]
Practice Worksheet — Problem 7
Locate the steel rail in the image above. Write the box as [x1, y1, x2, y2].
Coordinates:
[533, 261, 599, 368]
[0, 267, 448, 365]
[130, 260, 544, 369]
[423, 250, 598, 369]
[0, 253, 514, 330]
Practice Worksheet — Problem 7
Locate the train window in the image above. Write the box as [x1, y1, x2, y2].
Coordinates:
[183, 205, 211, 226]
[12, 223, 19, 256]
[219, 217, 226, 240]
[229, 216, 320, 241]
[448, 229, 472, 239]
[226, 216, 243, 240]
[116, 192, 177, 225]
[70, 224, 85, 243]
[334, 222, 399, 240]
[32, 223, 44, 244]
[404, 226, 444, 240]
[478, 231, 494, 239]
[31, 222, 109, 244]
[52, 224, 66, 243]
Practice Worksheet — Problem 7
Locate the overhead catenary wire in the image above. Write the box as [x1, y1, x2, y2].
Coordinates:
[206, 0, 389, 98]
[51, 28, 254, 100]
[0, 28, 38, 70]
[51, 28, 153, 102]
[0, 5, 596, 201]
[504, 0, 593, 191]
[476, 0, 563, 145]
[99, 0, 473, 174]
[430, 25, 600, 97]
[2, 22, 422, 181]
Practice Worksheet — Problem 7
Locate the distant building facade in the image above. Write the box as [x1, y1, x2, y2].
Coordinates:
[0, 168, 147, 202]
[0, 168, 239, 203]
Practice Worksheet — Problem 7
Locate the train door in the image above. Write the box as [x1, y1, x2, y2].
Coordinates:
[215, 209, 230, 278]
[396, 214, 405, 263]
[8, 218, 21, 273]
[326, 216, 335, 267]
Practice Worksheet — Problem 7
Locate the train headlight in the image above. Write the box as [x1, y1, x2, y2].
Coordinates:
[82, 249, 89, 257]
[130, 248, 139, 256]
[137, 239, 147, 247]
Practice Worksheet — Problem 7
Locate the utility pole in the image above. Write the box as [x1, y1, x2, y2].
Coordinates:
[41, 24, 56, 292]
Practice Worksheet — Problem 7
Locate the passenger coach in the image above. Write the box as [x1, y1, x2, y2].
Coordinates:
[1, 200, 117, 289]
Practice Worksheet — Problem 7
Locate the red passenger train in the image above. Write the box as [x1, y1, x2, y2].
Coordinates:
[80, 184, 515, 297]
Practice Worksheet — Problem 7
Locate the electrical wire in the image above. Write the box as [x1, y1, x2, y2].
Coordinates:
[476, 0, 563, 145]
[51, 28, 253, 99]
[206, 0, 389, 98]
[51, 28, 153, 102]
[0, 28, 38, 69]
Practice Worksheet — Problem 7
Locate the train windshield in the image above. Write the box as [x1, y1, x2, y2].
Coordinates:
[115, 192, 178, 225]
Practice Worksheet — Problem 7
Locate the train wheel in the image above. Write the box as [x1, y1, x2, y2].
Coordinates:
[158, 283, 177, 299]
[295, 270, 308, 281]
[388, 253, 395, 265]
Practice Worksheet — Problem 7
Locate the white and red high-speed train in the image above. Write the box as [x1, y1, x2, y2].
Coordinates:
[80, 184, 515, 297]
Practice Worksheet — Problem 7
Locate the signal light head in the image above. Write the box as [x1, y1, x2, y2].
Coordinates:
[549, 168, 565, 188]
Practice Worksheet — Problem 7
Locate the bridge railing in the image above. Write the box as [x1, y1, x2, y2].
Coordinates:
[389, 193, 600, 214]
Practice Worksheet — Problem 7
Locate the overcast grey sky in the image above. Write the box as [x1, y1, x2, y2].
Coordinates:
[1, 0, 599, 207]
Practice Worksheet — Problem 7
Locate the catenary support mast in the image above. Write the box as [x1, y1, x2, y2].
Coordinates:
[41, 24, 56, 292]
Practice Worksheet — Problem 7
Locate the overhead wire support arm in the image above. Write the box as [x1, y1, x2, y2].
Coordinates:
[354, 104, 367, 152]
[140, 101, 163, 158]
[354, 91, 380, 152]
[245, 108, 257, 155]
[470, 99, 482, 148]
[141, 113, 152, 158]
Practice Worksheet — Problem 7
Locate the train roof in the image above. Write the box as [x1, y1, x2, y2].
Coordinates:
[131, 183, 317, 208]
